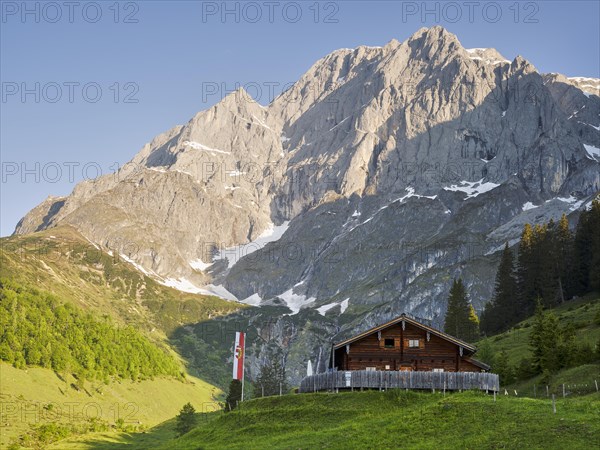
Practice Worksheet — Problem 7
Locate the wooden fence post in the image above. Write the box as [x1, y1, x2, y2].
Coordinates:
[546, 385, 549, 397]
[562, 383, 565, 398]
[595, 380, 598, 392]
[552, 394, 556, 414]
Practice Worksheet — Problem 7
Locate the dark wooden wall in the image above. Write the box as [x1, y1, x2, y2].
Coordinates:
[333, 322, 482, 372]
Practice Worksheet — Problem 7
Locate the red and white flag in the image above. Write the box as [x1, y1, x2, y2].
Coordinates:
[232, 331, 245, 380]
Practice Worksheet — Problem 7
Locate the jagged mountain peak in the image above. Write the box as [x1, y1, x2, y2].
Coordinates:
[510, 54, 537, 72]
[409, 25, 458, 41]
[383, 38, 401, 50]
[14, 29, 600, 324]
[464, 47, 509, 65]
[211, 86, 267, 113]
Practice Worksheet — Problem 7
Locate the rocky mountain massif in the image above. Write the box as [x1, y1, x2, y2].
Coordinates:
[15, 27, 600, 383]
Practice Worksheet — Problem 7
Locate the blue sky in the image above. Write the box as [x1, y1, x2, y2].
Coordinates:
[1, 0, 599, 236]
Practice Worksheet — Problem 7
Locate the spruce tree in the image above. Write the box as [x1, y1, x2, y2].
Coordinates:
[557, 214, 573, 298]
[517, 224, 537, 317]
[225, 379, 242, 411]
[588, 200, 600, 291]
[466, 304, 480, 341]
[252, 358, 288, 397]
[475, 339, 495, 366]
[529, 300, 547, 373]
[494, 350, 515, 386]
[444, 278, 471, 340]
[529, 300, 562, 374]
[175, 402, 197, 435]
[572, 207, 594, 295]
[539, 220, 561, 307]
[482, 243, 518, 334]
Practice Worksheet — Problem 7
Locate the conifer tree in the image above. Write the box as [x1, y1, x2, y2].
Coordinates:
[572, 206, 594, 295]
[588, 200, 600, 291]
[175, 403, 197, 435]
[481, 243, 518, 334]
[539, 220, 561, 307]
[444, 278, 471, 340]
[475, 339, 495, 366]
[225, 379, 242, 411]
[517, 223, 536, 317]
[529, 300, 564, 374]
[252, 358, 288, 397]
[466, 304, 480, 341]
[494, 350, 515, 386]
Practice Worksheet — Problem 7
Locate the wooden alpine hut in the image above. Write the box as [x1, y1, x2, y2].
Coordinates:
[299, 313, 498, 393]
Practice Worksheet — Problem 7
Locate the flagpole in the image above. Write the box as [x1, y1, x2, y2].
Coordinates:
[241, 332, 246, 402]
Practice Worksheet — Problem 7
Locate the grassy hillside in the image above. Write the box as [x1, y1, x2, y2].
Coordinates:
[477, 293, 600, 366]
[475, 293, 600, 394]
[0, 363, 220, 449]
[0, 279, 182, 382]
[0, 226, 241, 337]
[54, 390, 600, 449]
[0, 227, 243, 448]
[0, 226, 242, 381]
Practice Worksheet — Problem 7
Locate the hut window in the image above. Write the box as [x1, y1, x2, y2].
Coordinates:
[433, 368, 444, 373]
[385, 365, 390, 370]
[366, 367, 376, 372]
[384, 338, 395, 348]
[409, 339, 420, 348]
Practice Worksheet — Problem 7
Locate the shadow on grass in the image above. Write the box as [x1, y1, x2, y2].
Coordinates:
[71, 411, 222, 450]
[64, 419, 177, 450]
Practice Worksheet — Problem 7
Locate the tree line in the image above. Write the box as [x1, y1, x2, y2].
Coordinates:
[0, 279, 182, 384]
[481, 200, 600, 335]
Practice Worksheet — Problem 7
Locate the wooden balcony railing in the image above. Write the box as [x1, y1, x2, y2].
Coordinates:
[299, 370, 499, 393]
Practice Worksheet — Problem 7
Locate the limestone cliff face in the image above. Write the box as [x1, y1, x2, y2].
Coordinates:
[14, 27, 600, 381]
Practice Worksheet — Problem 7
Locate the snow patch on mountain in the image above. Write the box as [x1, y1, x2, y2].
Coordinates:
[555, 196, 586, 211]
[215, 221, 291, 269]
[159, 277, 238, 301]
[120, 253, 156, 277]
[190, 259, 213, 271]
[161, 277, 204, 294]
[241, 293, 262, 307]
[316, 298, 350, 316]
[183, 141, 231, 155]
[522, 202, 538, 211]
[278, 288, 316, 315]
[443, 179, 500, 199]
[316, 302, 338, 316]
[583, 144, 600, 160]
[339, 298, 350, 314]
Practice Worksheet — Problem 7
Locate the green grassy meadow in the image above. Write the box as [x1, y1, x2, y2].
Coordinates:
[54, 390, 600, 450]
[0, 363, 220, 449]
